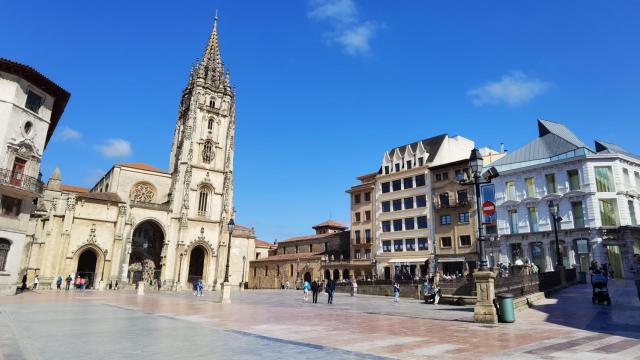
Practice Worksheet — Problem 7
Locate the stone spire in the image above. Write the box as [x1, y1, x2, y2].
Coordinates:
[47, 167, 61, 191]
[198, 12, 225, 87]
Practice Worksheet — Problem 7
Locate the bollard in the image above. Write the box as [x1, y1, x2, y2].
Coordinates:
[137, 281, 144, 295]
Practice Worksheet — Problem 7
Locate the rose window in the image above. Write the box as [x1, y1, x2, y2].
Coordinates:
[131, 182, 156, 203]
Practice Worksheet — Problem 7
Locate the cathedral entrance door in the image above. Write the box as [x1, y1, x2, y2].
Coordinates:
[76, 249, 97, 289]
[188, 246, 206, 286]
[129, 221, 165, 285]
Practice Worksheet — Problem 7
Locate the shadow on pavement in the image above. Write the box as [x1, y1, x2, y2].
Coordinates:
[528, 278, 640, 340]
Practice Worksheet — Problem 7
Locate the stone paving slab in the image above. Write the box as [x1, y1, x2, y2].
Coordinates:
[1, 279, 639, 359]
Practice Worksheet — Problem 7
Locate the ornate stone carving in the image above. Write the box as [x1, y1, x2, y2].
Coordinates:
[66, 195, 76, 212]
[118, 204, 128, 216]
[87, 224, 97, 244]
[130, 182, 156, 203]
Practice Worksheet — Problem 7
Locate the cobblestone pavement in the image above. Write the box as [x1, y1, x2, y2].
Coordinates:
[1, 279, 639, 359]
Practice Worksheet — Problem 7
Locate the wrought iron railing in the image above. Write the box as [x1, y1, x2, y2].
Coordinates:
[0, 168, 44, 194]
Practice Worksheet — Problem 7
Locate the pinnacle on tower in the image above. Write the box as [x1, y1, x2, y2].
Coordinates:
[198, 11, 225, 86]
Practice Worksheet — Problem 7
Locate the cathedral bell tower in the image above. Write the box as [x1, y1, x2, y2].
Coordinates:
[168, 13, 235, 236]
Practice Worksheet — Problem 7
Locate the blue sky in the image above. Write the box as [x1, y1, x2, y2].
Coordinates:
[3, 1, 639, 242]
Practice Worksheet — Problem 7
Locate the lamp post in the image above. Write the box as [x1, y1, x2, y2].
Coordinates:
[459, 148, 491, 271]
[241, 255, 246, 288]
[548, 201, 563, 269]
[223, 219, 235, 283]
[101, 249, 109, 281]
[458, 148, 500, 324]
[220, 219, 235, 303]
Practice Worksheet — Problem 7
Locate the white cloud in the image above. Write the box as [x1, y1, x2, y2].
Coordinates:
[308, 0, 357, 24]
[308, 0, 382, 57]
[95, 138, 132, 158]
[468, 71, 551, 106]
[57, 126, 82, 141]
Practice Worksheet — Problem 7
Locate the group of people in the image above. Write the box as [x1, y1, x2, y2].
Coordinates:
[589, 260, 615, 279]
[301, 279, 338, 304]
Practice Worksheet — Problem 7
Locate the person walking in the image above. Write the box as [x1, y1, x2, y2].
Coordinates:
[32, 275, 39, 290]
[157, 278, 162, 291]
[56, 275, 63, 290]
[311, 279, 319, 303]
[285, 280, 290, 290]
[114, 280, 119, 290]
[393, 282, 400, 303]
[303, 279, 311, 302]
[65, 275, 72, 291]
[21, 274, 27, 292]
[351, 279, 358, 297]
[327, 279, 336, 304]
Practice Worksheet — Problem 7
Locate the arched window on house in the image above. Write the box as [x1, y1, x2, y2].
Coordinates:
[197, 186, 212, 217]
[0, 239, 10, 271]
[202, 141, 214, 164]
[208, 119, 214, 131]
[277, 265, 280, 276]
[264, 266, 268, 276]
[290, 264, 294, 276]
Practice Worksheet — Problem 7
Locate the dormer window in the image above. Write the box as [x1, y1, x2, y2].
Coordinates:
[395, 163, 400, 172]
[418, 157, 424, 166]
[25, 90, 43, 113]
[384, 166, 390, 175]
[406, 160, 412, 169]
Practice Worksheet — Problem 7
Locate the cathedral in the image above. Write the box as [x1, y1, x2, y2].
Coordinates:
[23, 16, 265, 290]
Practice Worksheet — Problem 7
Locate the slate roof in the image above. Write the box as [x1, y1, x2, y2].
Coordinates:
[595, 140, 640, 161]
[251, 252, 324, 263]
[76, 192, 124, 203]
[118, 162, 166, 173]
[490, 119, 590, 168]
[387, 134, 447, 162]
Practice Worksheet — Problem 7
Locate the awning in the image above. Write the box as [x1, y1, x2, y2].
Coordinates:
[436, 257, 466, 263]
[388, 258, 428, 264]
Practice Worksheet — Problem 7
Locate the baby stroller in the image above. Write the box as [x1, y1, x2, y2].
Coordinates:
[591, 273, 611, 305]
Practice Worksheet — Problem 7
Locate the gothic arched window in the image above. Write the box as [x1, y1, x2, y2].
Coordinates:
[197, 186, 212, 217]
[130, 182, 156, 203]
[202, 141, 214, 164]
[209, 99, 216, 108]
[0, 239, 10, 271]
[208, 119, 214, 131]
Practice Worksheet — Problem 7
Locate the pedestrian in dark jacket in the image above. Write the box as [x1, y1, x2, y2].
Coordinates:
[311, 280, 319, 303]
[327, 279, 336, 304]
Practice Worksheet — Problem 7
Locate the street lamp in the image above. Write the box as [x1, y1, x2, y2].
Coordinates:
[241, 255, 246, 288]
[459, 148, 492, 272]
[548, 201, 563, 269]
[178, 252, 184, 284]
[101, 249, 109, 282]
[223, 219, 235, 283]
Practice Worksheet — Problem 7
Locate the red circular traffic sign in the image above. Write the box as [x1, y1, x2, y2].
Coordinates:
[482, 201, 496, 216]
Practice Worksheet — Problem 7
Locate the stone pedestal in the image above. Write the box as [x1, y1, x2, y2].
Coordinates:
[220, 282, 231, 303]
[558, 265, 567, 286]
[97, 280, 105, 291]
[137, 281, 144, 296]
[473, 271, 497, 324]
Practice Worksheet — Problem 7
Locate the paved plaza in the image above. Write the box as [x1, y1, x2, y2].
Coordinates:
[1, 280, 639, 359]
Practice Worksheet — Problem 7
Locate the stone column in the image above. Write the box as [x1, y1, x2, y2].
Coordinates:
[473, 270, 497, 324]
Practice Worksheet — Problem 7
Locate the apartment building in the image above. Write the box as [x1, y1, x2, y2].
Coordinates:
[375, 134, 474, 280]
[346, 172, 376, 276]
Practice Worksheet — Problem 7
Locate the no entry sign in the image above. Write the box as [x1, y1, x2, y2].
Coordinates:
[482, 201, 496, 216]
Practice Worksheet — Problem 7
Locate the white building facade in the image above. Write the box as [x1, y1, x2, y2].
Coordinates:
[491, 120, 640, 278]
[0, 58, 69, 294]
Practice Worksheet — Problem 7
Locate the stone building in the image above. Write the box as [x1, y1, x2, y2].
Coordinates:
[0, 58, 69, 295]
[430, 159, 478, 276]
[375, 134, 475, 280]
[490, 119, 640, 278]
[249, 221, 374, 288]
[345, 172, 376, 276]
[23, 16, 263, 291]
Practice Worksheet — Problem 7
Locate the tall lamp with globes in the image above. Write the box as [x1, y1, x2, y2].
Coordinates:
[548, 201, 564, 269]
[458, 148, 500, 324]
[220, 218, 235, 303]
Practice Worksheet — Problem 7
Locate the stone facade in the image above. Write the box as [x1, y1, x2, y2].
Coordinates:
[21, 16, 263, 291]
[249, 221, 374, 289]
[0, 59, 69, 295]
[346, 172, 376, 276]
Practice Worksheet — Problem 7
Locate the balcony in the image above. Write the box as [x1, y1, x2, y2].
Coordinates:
[434, 198, 472, 209]
[0, 168, 43, 196]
